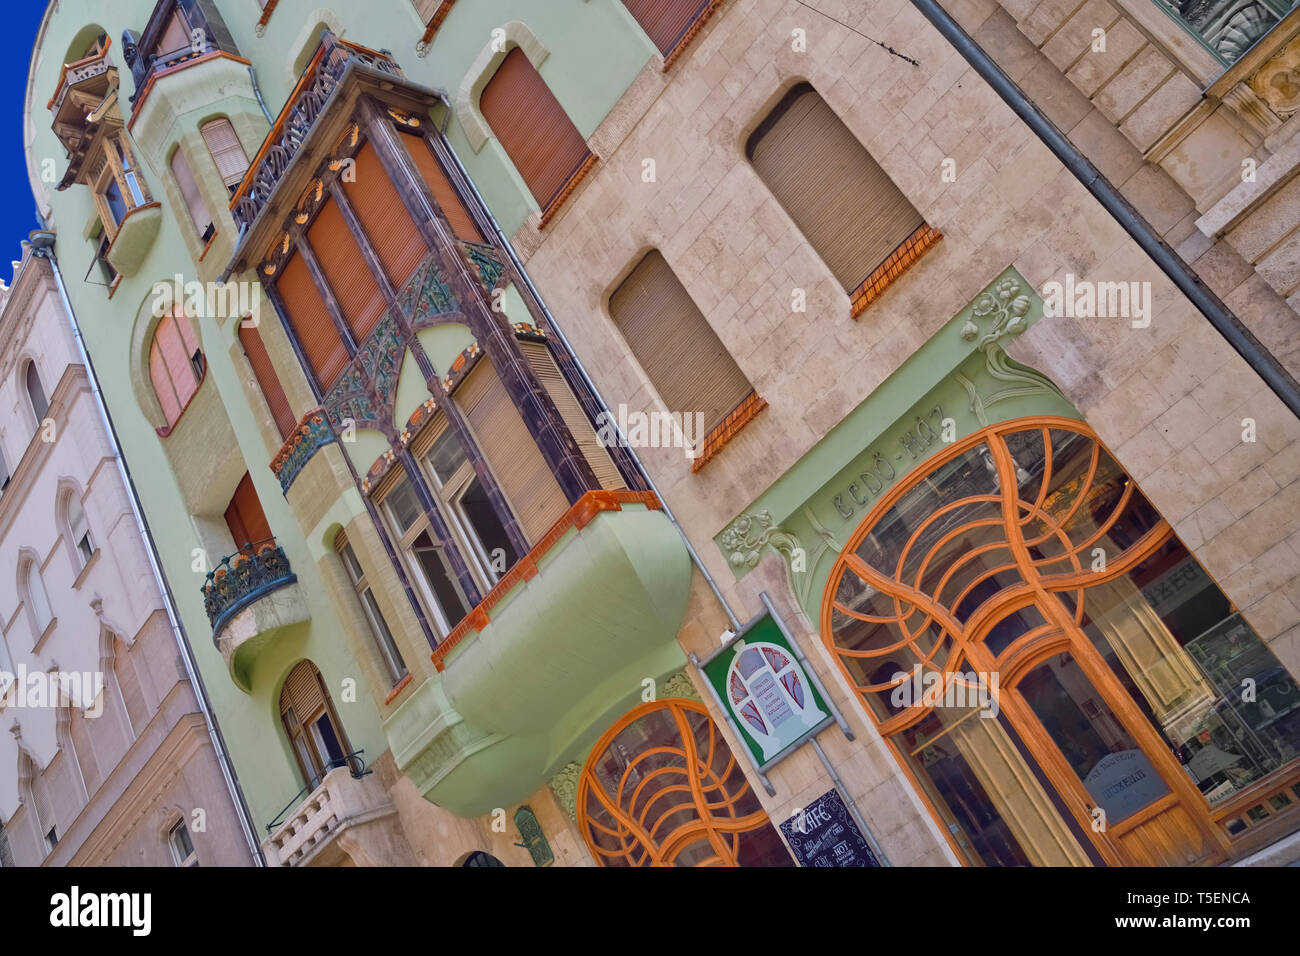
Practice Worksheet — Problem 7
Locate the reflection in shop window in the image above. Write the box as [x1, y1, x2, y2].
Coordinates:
[1154, 0, 1296, 64]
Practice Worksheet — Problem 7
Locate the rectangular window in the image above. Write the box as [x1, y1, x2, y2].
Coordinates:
[454, 358, 569, 545]
[480, 47, 592, 211]
[375, 472, 472, 636]
[414, 415, 521, 588]
[306, 198, 387, 343]
[223, 472, 273, 554]
[171, 147, 215, 242]
[621, 0, 713, 55]
[609, 250, 754, 438]
[277, 251, 350, 390]
[747, 84, 925, 299]
[238, 322, 296, 440]
[201, 118, 250, 193]
[168, 820, 197, 867]
[336, 535, 407, 684]
[400, 129, 483, 243]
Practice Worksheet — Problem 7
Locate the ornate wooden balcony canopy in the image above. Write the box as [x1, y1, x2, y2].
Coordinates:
[222, 31, 424, 280]
[47, 39, 120, 190]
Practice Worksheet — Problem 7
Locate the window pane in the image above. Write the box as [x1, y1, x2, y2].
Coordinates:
[339, 542, 365, 584]
[1081, 538, 1300, 806]
[311, 713, 346, 769]
[384, 479, 424, 535]
[426, 427, 469, 486]
[27, 564, 52, 632]
[362, 589, 406, 683]
[412, 531, 470, 627]
[458, 477, 520, 575]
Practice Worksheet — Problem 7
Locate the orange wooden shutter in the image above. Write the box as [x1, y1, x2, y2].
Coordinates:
[344, 142, 426, 290]
[200, 119, 250, 189]
[224, 472, 273, 549]
[748, 85, 924, 292]
[480, 48, 591, 209]
[278, 251, 349, 389]
[149, 340, 182, 423]
[621, 0, 710, 54]
[400, 131, 483, 242]
[455, 359, 568, 544]
[307, 199, 387, 342]
[518, 340, 624, 490]
[170, 148, 212, 238]
[150, 309, 201, 424]
[610, 251, 753, 434]
[239, 323, 296, 440]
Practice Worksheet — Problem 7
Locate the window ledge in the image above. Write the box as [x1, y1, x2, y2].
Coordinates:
[72, 549, 101, 591]
[33, 617, 58, 655]
[538, 152, 599, 229]
[691, 392, 768, 473]
[662, 0, 730, 72]
[383, 672, 413, 705]
[849, 224, 943, 319]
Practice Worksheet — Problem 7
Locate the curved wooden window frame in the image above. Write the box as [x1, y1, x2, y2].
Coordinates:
[817, 416, 1296, 866]
[576, 697, 779, 867]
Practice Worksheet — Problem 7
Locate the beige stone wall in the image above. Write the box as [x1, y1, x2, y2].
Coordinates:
[500, 0, 1300, 864]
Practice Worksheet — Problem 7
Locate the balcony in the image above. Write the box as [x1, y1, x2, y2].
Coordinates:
[202, 540, 308, 691]
[47, 40, 118, 189]
[386, 491, 693, 817]
[229, 32, 402, 236]
[262, 755, 412, 866]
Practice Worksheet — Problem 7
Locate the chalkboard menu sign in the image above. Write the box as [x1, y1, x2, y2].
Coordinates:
[780, 789, 881, 867]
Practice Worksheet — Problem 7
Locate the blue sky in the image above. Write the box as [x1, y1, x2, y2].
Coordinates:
[4, 2, 53, 263]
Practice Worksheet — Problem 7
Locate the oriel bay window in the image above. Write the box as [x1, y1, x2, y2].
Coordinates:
[375, 471, 473, 637]
[747, 83, 939, 316]
[279, 660, 353, 790]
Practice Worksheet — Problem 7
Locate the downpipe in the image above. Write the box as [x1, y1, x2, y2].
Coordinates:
[31, 232, 267, 867]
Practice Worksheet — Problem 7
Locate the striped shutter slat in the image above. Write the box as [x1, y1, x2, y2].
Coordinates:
[401, 131, 483, 242]
[344, 142, 426, 290]
[621, 0, 711, 54]
[239, 323, 296, 440]
[200, 119, 250, 189]
[278, 251, 350, 390]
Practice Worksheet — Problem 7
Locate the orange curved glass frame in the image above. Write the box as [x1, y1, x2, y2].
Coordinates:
[820, 417, 1172, 737]
[576, 698, 777, 867]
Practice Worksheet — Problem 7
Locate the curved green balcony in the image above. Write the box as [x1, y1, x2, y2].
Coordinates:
[386, 492, 692, 817]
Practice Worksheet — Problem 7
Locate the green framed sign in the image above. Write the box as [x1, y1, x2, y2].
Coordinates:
[700, 613, 834, 770]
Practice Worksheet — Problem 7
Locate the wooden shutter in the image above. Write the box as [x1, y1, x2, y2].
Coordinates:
[170, 148, 212, 238]
[114, 641, 148, 735]
[455, 359, 568, 544]
[280, 661, 327, 722]
[200, 119, 249, 189]
[278, 251, 349, 389]
[480, 48, 591, 209]
[621, 0, 710, 54]
[610, 251, 753, 435]
[307, 199, 387, 343]
[224, 472, 274, 549]
[748, 85, 924, 292]
[518, 340, 624, 490]
[239, 323, 296, 439]
[401, 131, 483, 242]
[344, 142, 426, 290]
[150, 309, 201, 425]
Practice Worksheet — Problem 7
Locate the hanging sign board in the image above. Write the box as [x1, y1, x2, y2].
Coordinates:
[780, 788, 881, 867]
[700, 612, 833, 770]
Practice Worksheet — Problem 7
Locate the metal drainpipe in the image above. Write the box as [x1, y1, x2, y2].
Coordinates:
[432, 92, 743, 631]
[30, 233, 267, 867]
[909, 0, 1300, 420]
[247, 65, 274, 124]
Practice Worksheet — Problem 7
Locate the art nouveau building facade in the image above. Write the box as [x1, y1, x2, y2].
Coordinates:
[0, 245, 251, 866]
[23, 0, 1300, 867]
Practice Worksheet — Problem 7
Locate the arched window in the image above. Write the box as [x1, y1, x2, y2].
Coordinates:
[279, 661, 353, 790]
[746, 83, 934, 314]
[22, 558, 53, 638]
[480, 47, 591, 211]
[577, 698, 794, 866]
[149, 306, 204, 428]
[25, 362, 48, 424]
[64, 491, 95, 568]
[200, 118, 250, 194]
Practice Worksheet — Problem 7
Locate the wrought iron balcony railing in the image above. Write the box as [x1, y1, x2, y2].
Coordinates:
[265, 750, 369, 834]
[200, 537, 297, 639]
[229, 32, 402, 233]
